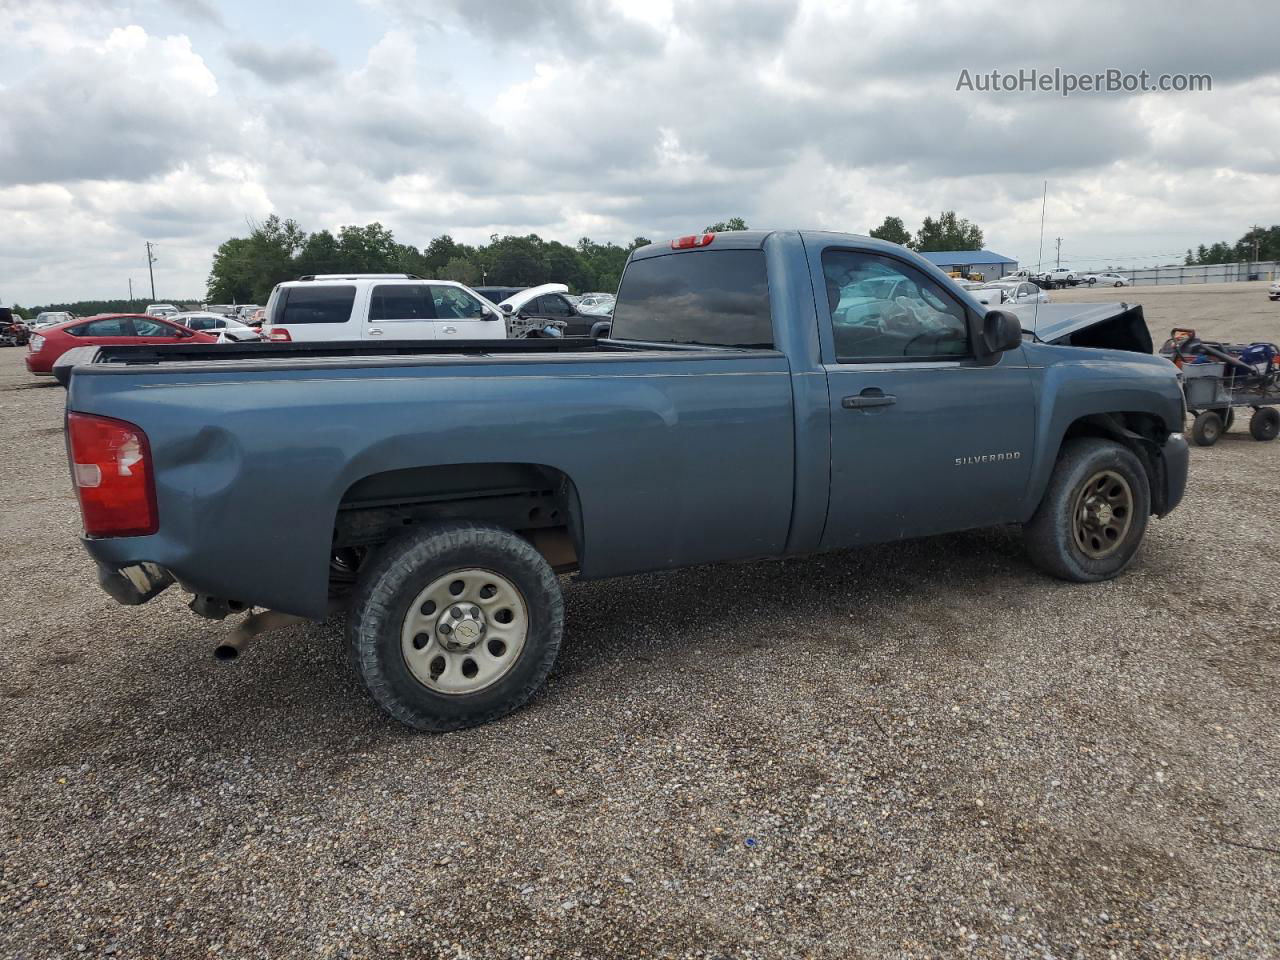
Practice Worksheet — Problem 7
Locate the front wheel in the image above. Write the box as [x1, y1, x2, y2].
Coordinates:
[347, 522, 564, 731]
[1023, 438, 1151, 582]
[1191, 410, 1224, 446]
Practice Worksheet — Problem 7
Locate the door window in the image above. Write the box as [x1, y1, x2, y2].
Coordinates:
[69, 317, 132, 337]
[133, 318, 182, 337]
[370, 284, 436, 321]
[539, 295, 573, 317]
[431, 286, 485, 319]
[822, 250, 970, 361]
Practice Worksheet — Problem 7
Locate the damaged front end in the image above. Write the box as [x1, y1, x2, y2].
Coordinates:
[1010, 302, 1154, 354]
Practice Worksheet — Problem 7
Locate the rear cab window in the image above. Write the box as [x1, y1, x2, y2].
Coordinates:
[274, 285, 357, 324]
[611, 250, 773, 347]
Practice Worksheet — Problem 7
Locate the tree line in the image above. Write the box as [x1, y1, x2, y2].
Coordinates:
[204, 216, 671, 306]
[11, 216, 755, 318]
[1184, 225, 1280, 265]
[866, 211, 985, 252]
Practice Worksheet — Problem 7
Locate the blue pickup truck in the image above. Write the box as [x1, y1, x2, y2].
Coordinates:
[59, 231, 1188, 730]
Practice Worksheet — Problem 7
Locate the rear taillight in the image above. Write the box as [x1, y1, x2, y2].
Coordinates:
[268, 328, 292, 342]
[671, 233, 715, 249]
[67, 413, 158, 537]
[29, 335, 44, 352]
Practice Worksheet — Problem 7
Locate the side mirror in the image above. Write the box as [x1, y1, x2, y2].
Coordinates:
[980, 309, 1023, 355]
[481, 307, 499, 321]
[500, 303, 514, 316]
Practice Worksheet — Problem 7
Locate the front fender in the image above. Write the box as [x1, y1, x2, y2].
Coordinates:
[1020, 344, 1183, 519]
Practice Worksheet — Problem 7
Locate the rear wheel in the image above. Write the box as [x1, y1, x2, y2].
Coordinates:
[347, 522, 563, 731]
[1023, 438, 1150, 582]
[1249, 407, 1280, 442]
[1191, 411, 1224, 447]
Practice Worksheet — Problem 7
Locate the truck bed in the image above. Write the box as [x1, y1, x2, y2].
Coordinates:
[53, 337, 726, 385]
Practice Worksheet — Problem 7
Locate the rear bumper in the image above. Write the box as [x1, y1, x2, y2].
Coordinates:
[95, 560, 174, 605]
[25, 354, 53, 375]
[1156, 432, 1189, 516]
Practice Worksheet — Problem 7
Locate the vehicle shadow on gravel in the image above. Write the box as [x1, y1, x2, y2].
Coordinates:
[13, 524, 1077, 773]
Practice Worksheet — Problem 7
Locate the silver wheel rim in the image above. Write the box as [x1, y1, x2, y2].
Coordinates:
[1071, 469, 1134, 560]
[400, 568, 529, 695]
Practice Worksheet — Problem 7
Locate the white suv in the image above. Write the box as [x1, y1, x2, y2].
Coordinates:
[261, 275, 507, 343]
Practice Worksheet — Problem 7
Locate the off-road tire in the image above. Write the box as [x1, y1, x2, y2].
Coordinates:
[1249, 407, 1280, 442]
[1191, 410, 1224, 447]
[347, 521, 563, 731]
[1023, 438, 1151, 582]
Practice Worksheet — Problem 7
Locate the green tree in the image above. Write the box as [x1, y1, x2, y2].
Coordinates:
[335, 222, 400, 273]
[439, 257, 480, 285]
[911, 211, 984, 252]
[703, 217, 749, 232]
[869, 216, 911, 246]
[294, 229, 343, 277]
[207, 214, 306, 302]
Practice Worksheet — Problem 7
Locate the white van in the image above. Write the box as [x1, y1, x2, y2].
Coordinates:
[261, 275, 508, 343]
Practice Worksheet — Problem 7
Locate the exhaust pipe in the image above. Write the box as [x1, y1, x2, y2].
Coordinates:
[214, 610, 306, 662]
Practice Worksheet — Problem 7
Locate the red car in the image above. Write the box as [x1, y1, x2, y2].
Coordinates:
[25, 313, 217, 376]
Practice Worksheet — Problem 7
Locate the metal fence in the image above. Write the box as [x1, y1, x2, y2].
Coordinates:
[1099, 261, 1280, 287]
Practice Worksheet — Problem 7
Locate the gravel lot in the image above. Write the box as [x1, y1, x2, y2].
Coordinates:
[3, 284, 1279, 958]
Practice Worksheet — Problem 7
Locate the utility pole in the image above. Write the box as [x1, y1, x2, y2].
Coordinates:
[1055, 237, 1063, 269]
[128, 278, 133, 302]
[145, 241, 157, 301]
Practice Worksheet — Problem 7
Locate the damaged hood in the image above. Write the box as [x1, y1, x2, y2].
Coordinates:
[1007, 302, 1153, 354]
[498, 283, 569, 313]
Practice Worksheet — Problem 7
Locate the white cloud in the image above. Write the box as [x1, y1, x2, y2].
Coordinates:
[0, 0, 1277, 304]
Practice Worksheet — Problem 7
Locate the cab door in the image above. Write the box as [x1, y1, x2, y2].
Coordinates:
[365, 283, 436, 341]
[814, 245, 1037, 549]
[430, 285, 503, 339]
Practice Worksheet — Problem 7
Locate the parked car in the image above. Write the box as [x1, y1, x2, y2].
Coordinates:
[498, 283, 595, 337]
[144, 304, 179, 318]
[26, 313, 216, 375]
[33, 311, 74, 329]
[576, 294, 616, 317]
[1083, 274, 1131, 288]
[1268, 280, 1279, 301]
[57, 229, 1188, 731]
[1, 308, 29, 346]
[473, 286, 527, 305]
[172, 311, 263, 342]
[234, 304, 262, 322]
[1038, 268, 1078, 288]
[973, 281, 1050, 306]
[259, 274, 510, 343]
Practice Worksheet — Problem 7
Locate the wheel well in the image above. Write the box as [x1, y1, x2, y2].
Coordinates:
[1060, 413, 1170, 514]
[331, 463, 583, 585]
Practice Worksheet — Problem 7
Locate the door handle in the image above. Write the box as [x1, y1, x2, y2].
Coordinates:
[442, 325, 457, 335]
[368, 328, 383, 336]
[842, 389, 897, 409]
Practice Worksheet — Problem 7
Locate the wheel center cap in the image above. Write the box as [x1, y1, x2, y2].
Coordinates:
[437, 605, 485, 651]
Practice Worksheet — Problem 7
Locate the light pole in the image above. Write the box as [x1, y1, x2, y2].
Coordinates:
[128, 277, 133, 302]
[145, 241, 157, 301]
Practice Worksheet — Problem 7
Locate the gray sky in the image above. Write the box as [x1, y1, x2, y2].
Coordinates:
[1, 0, 1276, 304]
